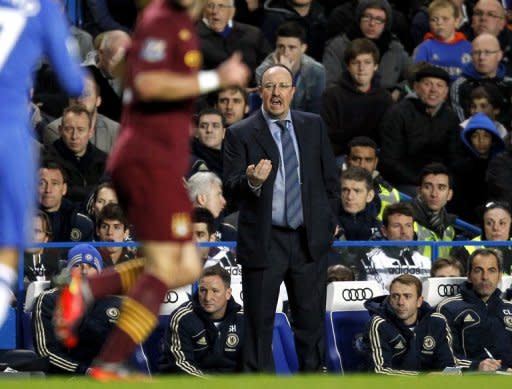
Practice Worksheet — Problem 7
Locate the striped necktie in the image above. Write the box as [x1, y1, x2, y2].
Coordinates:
[276, 120, 302, 229]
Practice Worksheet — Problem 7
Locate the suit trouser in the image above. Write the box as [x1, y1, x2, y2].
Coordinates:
[241, 226, 328, 372]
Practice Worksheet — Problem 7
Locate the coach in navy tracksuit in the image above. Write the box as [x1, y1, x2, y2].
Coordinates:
[159, 265, 244, 376]
[364, 274, 456, 375]
[437, 248, 512, 372]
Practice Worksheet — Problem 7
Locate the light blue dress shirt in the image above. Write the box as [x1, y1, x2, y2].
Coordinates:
[261, 108, 303, 227]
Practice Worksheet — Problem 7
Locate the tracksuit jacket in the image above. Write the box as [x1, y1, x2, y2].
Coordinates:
[159, 295, 244, 376]
[32, 289, 122, 374]
[364, 296, 457, 374]
[436, 281, 512, 370]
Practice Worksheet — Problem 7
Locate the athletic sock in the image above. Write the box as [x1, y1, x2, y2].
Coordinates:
[88, 258, 145, 299]
[96, 273, 168, 364]
[0, 263, 17, 327]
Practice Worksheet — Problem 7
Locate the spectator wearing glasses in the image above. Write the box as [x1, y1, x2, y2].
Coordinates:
[323, 0, 410, 91]
[460, 0, 512, 76]
[450, 33, 512, 127]
[198, 0, 271, 85]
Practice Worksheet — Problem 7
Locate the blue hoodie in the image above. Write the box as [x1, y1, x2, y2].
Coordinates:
[461, 61, 507, 80]
[460, 112, 505, 158]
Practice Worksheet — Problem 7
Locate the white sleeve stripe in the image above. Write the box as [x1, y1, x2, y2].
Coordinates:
[168, 303, 205, 377]
[33, 290, 79, 372]
[369, 316, 418, 376]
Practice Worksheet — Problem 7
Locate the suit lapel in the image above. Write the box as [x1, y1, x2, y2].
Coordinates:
[252, 112, 280, 166]
[291, 111, 308, 172]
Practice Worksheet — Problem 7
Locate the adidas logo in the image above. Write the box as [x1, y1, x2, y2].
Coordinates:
[463, 314, 475, 323]
[196, 337, 207, 346]
[394, 341, 405, 350]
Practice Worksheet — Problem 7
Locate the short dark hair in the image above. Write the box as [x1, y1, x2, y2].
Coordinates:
[390, 274, 422, 296]
[201, 265, 231, 288]
[40, 159, 68, 183]
[430, 256, 464, 277]
[192, 207, 215, 236]
[276, 21, 307, 43]
[62, 104, 92, 129]
[382, 202, 414, 227]
[419, 162, 453, 188]
[467, 248, 503, 274]
[96, 203, 129, 230]
[216, 86, 249, 107]
[469, 85, 503, 111]
[327, 264, 355, 283]
[344, 38, 380, 66]
[341, 166, 373, 191]
[347, 136, 378, 154]
[195, 107, 226, 128]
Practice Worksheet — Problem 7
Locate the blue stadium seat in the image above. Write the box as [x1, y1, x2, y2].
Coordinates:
[22, 312, 34, 350]
[325, 310, 370, 373]
[272, 312, 298, 374]
[247, 92, 262, 115]
[0, 308, 16, 349]
[141, 315, 169, 373]
[65, 0, 84, 26]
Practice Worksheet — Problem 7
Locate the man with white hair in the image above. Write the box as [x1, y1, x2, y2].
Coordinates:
[198, 0, 271, 84]
[188, 171, 236, 241]
[85, 30, 131, 121]
[450, 32, 512, 126]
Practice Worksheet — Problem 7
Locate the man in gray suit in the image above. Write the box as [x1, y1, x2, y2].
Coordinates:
[223, 64, 339, 372]
[44, 73, 119, 153]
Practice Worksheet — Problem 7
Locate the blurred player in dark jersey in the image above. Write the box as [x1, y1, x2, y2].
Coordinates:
[0, 0, 84, 327]
[54, 0, 250, 380]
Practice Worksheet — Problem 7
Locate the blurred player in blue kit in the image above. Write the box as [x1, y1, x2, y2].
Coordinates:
[0, 0, 84, 327]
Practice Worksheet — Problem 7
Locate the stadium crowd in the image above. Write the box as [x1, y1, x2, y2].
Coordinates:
[5, 0, 512, 378]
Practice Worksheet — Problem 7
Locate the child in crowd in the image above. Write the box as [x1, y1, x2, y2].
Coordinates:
[451, 112, 505, 223]
[413, 0, 471, 81]
[461, 85, 508, 138]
